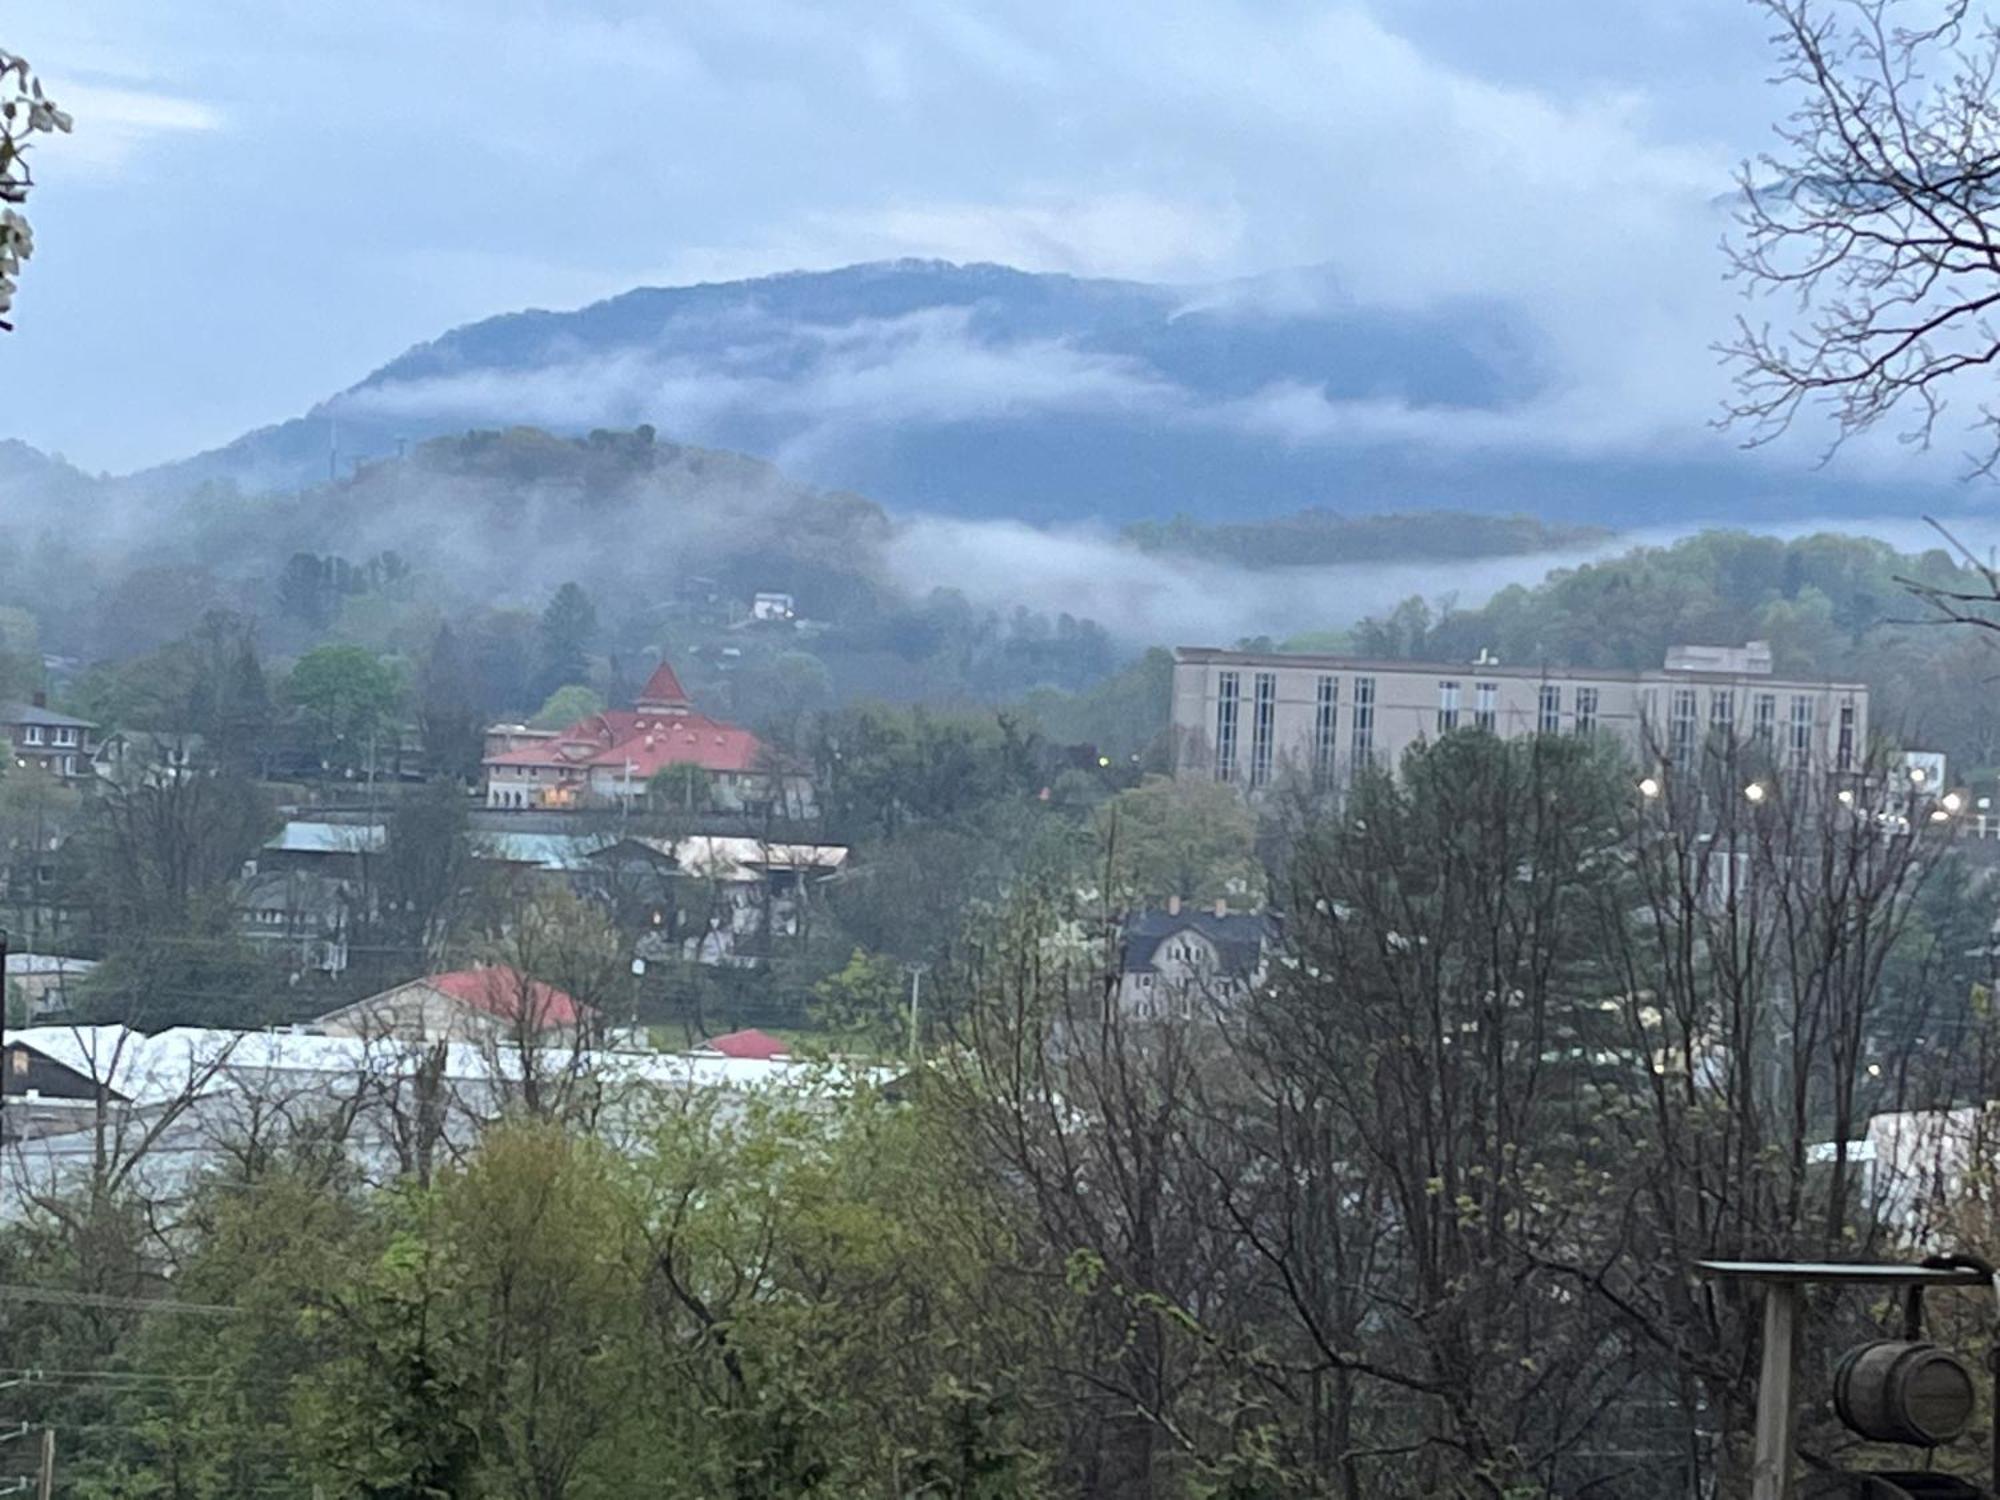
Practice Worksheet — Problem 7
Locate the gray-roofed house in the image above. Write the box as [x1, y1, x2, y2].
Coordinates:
[1119, 899, 1274, 1021]
[1, 696, 97, 780]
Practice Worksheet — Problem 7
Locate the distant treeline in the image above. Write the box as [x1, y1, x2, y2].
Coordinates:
[1121, 507, 1608, 567]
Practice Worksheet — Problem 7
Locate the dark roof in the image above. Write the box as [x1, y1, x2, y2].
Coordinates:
[0, 701, 96, 730]
[1121, 909, 1272, 975]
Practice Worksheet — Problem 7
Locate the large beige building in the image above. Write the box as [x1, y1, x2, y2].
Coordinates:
[1170, 642, 1868, 791]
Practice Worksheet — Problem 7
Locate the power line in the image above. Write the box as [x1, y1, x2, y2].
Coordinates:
[0, 1285, 240, 1318]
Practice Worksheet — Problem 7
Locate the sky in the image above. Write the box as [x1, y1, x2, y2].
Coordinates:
[4, 1, 1827, 476]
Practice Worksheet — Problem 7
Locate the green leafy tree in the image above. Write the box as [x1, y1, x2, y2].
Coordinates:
[285, 644, 403, 773]
[810, 947, 908, 1051]
[1096, 774, 1260, 905]
[531, 682, 604, 730]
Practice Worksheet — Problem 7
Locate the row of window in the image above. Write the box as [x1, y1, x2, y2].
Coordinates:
[15, 725, 80, 748]
[1215, 674, 1859, 783]
[1663, 687, 1855, 772]
[1218, 670, 1377, 786]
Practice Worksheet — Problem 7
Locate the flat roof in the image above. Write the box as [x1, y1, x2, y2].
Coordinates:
[1697, 1260, 1991, 1285]
[1173, 646, 1868, 693]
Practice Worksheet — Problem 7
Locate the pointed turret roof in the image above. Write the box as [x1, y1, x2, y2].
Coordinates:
[636, 658, 690, 711]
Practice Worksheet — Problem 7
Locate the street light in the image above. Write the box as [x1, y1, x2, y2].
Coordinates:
[1943, 791, 1965, 814]
[1638, 776, 1661, 799]
[1744, 783, 1767, 804]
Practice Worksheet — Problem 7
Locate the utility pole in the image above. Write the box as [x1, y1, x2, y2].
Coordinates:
[0, 926, 10, 1145]
[33, 1428, 49, 1500]
[905, 962, 927, 1062]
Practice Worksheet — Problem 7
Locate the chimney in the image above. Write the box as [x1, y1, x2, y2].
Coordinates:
[30, 691, 45, 708]
[1167, 894, 1181, 917]
[1214, 897, 1228, 917]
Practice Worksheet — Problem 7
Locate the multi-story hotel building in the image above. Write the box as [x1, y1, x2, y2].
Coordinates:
[1170, 641, 1868, 791]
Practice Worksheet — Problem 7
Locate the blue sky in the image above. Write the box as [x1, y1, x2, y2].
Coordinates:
[7, 1, 1797, 474]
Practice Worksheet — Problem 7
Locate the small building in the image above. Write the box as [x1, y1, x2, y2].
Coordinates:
[1, 696, 97, 780]
[4, 953, 99, 1020]
[93, 729, 204, 786]
[239, 868, 351, 978]
[309, 966, 591, 1044]
[1117, 900, 1272, 1021]
[750, 592, 796, 622]
[587, 835, 847, 966]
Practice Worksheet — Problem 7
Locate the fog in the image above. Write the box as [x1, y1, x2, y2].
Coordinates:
[881, 510, 2000, 649]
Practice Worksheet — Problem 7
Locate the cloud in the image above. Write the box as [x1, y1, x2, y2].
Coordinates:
[881, 514, 1631, 646]
[881, 511, 2000, 650]
[40, 79, 222, 174]
[338, 306, 1183, 461]
[808, 193, 1246, 282]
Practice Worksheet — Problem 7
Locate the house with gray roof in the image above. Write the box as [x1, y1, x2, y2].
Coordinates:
[1118, 899, 1275, 1021]
[1, 695, 97, 780]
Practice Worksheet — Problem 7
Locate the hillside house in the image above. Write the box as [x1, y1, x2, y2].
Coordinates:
[1118, 900, 1273, 1021]
[1, 697, 96, 780]
[482, 661, 813, 815]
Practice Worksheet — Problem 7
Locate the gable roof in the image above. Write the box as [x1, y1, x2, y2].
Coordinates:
[636, 659, 691, 710]
[1121, 910, 1273, 975]
[698, 1027, 791, 1060]
[423, 967, 587, 1028]
[0, 701, 96, 730]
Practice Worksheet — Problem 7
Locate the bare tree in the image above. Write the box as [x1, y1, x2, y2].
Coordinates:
[1722, 0, 2000, 472]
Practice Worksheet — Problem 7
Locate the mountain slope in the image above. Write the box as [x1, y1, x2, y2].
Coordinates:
[127, 259, 1953, 526]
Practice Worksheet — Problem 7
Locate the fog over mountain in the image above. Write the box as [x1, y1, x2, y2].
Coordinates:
[119, 259, 1972, 530]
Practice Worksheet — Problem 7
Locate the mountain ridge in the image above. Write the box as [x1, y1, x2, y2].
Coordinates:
[71, 258, 1974, 527]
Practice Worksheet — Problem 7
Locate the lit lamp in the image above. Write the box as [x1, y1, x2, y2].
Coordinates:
[1744, 783, 1767, 805]
[1638, 776, 1662, 800]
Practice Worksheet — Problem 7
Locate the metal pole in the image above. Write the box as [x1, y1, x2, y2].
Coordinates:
[1751, 1283, 1798, 1500]
[906, 964, 924, 1062]
[34, 1427, 50, 1500]
[0, 926, 10, 1144]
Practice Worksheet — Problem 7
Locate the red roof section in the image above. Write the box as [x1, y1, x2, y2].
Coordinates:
[425, 967, 587, 1028]
[700, 1027, 791, 1060]
[636, 659, 691, 708]
[483, 669, 768, 777]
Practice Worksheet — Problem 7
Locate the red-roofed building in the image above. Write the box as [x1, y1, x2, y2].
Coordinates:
[696, 1027, 791, 1061]
[483, 661, 813, 816]
[311, 966, 592, 1043]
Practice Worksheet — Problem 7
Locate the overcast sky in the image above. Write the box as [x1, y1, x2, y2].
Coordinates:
[7, 1, 1805, 475]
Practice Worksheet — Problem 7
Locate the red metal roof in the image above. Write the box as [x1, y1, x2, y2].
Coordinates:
[585, 713, 765, 776]
[636, 659, 691, 708]
[424, 967, 587, 1028]
[483, 685, 767, 777]
[699, 1027, 791, 1060]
